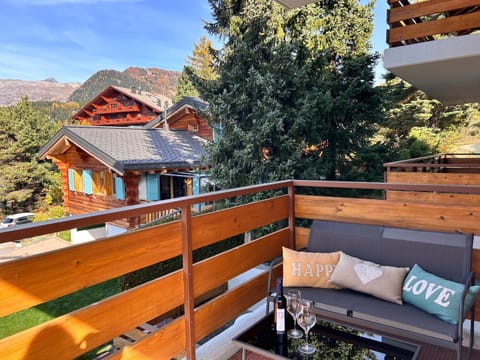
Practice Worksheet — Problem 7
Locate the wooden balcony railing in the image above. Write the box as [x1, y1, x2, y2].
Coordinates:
[387, 0, 480, 47]
[1, 180, 480, 359]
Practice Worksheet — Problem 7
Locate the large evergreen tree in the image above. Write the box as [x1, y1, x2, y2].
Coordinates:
[192, 0, 382, 188]
[0, 98, 60, 214]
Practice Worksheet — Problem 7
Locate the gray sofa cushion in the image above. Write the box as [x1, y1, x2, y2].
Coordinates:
[307, 220, 473, 284]
[287, 287, 458, 342]
[307, 220, 384, 263]
[381, 227, 473, 283]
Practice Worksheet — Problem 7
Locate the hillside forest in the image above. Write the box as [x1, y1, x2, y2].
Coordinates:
[0, 0, 479, 217]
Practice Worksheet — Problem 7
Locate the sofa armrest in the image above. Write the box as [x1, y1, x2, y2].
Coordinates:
[459, 271, 475, 320]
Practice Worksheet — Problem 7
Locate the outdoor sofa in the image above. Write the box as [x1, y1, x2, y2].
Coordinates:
[281, 220, 478, 360]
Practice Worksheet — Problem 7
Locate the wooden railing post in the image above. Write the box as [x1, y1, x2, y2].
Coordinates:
[181, 205, 196, 360]
[288, 182, 296, 249]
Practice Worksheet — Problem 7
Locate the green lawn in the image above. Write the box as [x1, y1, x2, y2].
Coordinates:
[0, 278, 120, 338]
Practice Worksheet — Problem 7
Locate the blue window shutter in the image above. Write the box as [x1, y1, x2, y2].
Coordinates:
[68, 169, 75, 191]
[146, 173, 160, 201]
[83, 170, 93, 195]
[115, 177, 125, 200]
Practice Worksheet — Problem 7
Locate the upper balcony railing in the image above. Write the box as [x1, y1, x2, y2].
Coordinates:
[387, 0, 480, 47]
[1, 180, 480, 359]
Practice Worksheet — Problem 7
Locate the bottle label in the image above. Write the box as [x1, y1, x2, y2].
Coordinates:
[276, 308, 285, 332]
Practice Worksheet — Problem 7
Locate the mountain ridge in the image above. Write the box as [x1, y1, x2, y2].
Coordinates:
[0, 67, 180, 107]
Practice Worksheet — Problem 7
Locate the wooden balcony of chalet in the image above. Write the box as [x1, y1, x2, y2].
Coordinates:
[1, 180, 480, 359]
[383, 0, 480, 105]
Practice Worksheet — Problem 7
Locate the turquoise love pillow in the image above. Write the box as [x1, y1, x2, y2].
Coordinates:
[402, 264, 480, 324]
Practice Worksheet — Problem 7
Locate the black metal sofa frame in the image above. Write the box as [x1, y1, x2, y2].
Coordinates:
[284, 220, 476, 360]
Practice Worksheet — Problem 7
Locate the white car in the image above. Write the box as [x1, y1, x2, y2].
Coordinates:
[0, 212, 35, 228]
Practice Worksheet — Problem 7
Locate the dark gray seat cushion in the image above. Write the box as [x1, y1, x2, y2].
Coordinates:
[287, 287, 458, 342]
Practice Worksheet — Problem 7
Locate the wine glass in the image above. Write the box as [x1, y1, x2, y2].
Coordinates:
[297, 299, 316, 355]
[285, 290, 303, 339]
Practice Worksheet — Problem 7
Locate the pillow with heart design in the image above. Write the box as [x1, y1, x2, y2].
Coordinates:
[329, 252, 409, 304]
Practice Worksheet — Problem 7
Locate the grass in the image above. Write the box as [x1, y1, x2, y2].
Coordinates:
[0, 278, 121, 338]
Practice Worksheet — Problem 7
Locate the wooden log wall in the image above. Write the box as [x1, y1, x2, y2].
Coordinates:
[163, 108, 213, 140]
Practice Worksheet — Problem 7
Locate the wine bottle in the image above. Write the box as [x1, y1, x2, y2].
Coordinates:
[275, 277, 286, 336]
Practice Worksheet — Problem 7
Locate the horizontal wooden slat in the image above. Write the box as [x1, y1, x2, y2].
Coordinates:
[386, 190, 480, 205]
[194, 264, 283, 341]
[193, 228, 288, 297]
[191, 195, 289, 249]
[295, 195, 480, 234]
[387, 172, 480, 185]
[0, 221, 182, 317]
[388, 11, 480, 44]
[389, 0, 480, 23]
[0, 271, 184, 360]
[107, 317, 186, 360]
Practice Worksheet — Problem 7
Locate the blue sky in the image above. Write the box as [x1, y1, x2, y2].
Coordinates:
[0, 0, 388, 83]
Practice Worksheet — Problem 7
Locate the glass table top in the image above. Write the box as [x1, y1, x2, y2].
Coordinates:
[232, 312, 420, 360]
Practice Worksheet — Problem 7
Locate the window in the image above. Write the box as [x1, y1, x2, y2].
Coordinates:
[105, 172, 113, 196]
[92, 171, 105, 195]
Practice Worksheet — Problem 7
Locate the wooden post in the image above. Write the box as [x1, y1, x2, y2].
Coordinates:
[288, 183, 296, 249]
[181, 205, 196, 359]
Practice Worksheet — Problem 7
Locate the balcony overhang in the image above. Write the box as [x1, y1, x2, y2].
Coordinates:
[274, 0, 317, 8]
[383, 33, 480, 105]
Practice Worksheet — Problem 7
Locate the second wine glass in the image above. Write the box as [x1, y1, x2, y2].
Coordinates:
[285, 289, 303, 339]
[297, 299, 316, 355]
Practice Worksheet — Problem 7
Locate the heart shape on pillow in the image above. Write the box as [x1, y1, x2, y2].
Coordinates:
[354, 262, 383, 284]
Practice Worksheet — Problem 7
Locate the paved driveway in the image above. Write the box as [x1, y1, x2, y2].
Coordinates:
[0, 237, 71, 263]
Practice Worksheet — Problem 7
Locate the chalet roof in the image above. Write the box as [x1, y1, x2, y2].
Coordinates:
[112, 86, 170, 112]
[145, 96, 209, 129]
[39, 126, 209, 176]
[72, 85, 170, 120]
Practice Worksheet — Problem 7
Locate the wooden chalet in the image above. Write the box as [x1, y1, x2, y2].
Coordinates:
[72, 85, 170, 126]
[145, 96, 213, 140]
[39, 125, 210, 234]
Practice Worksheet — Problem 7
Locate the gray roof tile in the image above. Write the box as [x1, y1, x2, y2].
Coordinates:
[40, 126, 209, 174]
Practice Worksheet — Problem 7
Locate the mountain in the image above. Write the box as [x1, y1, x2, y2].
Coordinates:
[0, 78, 81, 106]
[68, 67, 180, 105]
[124, 67, 180, 97]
